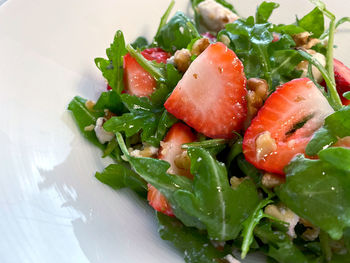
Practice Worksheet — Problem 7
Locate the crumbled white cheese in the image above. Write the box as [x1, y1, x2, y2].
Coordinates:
[297, 51, 326, 83]
[197, 0, 239, 32]
[265, 204, 300, 238]
[166, 56, 175, 65]
[94, 117, 114, 144]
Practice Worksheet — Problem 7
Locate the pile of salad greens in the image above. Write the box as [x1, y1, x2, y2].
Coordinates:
[68, 0, 350, 262]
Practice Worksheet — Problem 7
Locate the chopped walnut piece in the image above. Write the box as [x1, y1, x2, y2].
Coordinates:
[292, 32, 311, 47]
[104, 109, 116, 120]
[174, 48, 191, 72]
[174, 150, 191, 170]
[191, 38, 210, 56]
[85, 100, 95, 111]
[244, 78, 268, 129]
[292, 32, 320, 49]
[262, 173, 285, 188]
[129, 144, 159, 158]
[300, 218, 320, 241]
[230, 176, 246, 189]
[302, 227, 320, 241]
[255, 131, 277, 161]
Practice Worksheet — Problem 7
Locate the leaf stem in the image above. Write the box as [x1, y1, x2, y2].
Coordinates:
[182, 139, 228, 149]
[116, 132, 130, 159]
[297, 49, 342, 110]
[308, 0, 342, 110]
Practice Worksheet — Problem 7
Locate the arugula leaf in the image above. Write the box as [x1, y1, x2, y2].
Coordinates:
[226, 137, 243, 167]
[273, 7, 325, 39]
[254, 222, 311, 263]
[95, 30, 127, 94]
[241, 199, 273, 258]
[146, 110, 178, 146]
[272, 24, 305, 35]
[256, 2, 279, 24]
[331, 253, 350, 263]
[68, 96, 104, 147]
[306, 106, 350, 155]
[298, 7, 325, 38]
[68, 96, 123, 160]
[305, 127, 336, 156]
[94, 91, 125, 115]
[104, 94, 175, 147]
[237, 154, 262, 184]
[102, 138, 123, 162]
[222, 17, 302, 89]
[154, 0, 175, 39]
[149, 65, 182, 107]
[116, 133, 192, 194]
[223, 17, 273, 86]
[131, 36, 148, 49]
[95, 163, 147, 196]
[319, 147, 350, 171]
[155, 11, 200, 53]
[173, 147, 260, 241]
[182, 139, 228, 156]
[319, 230, 332, 262]
[270, 49, 303, 88]
[277, 151, 350, 240]
[116, 133, 204, 228]
[163, 63, 182, 89]
[157, 212, 228, 263]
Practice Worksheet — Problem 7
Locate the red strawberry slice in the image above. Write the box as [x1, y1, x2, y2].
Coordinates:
[243, 78, 334, 175]
[147, 122, 196, 216]
[158, 122, 196, 178]
[333, 58, 350, 105]
[147, 184, 174, 216]
[123, 48, 170, 97]
[321, 59, 350, 105]
[141, 48, 170, 63]
[164, 42, 247, 139]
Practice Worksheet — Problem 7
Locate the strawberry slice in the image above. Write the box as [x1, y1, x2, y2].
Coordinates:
[158, 122, 196, 178]
[123, 48, 170, 97]
[164, 42, 247, 139]
[243, 78, 334, 175]
[147, 184, 174, 216]
[147, 123, 196, 216]
[333, 58, 350, 105]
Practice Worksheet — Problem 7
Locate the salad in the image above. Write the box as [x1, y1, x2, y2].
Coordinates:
[68, 0, 350, 262]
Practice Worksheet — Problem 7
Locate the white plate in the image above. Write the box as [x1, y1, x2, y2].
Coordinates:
[0, 0, 349, 262]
